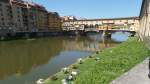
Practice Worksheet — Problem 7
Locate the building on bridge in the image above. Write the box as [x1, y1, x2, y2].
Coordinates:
[62, 16, 77, 21]
[62, 17, 139, 32]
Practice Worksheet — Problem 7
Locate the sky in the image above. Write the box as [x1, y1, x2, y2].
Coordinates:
[32, 0, 142, 19]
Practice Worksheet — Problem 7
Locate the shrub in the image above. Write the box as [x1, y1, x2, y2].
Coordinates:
[51, 75, 58, 81]
[71, 64, 79, 69]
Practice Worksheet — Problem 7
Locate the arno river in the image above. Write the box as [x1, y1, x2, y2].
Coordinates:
[0, 32, 131, 84]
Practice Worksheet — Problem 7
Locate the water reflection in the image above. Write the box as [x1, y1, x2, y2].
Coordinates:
[63, 35, 120, 52]
[0, 38, 63, 79]
[0, 32, 130, 84]
[111, 32, 131, 42]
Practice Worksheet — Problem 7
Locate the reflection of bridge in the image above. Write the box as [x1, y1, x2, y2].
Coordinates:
[62, 38, 119, 52]
[84, 28, 135, 32]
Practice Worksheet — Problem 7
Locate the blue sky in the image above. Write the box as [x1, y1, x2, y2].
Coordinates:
[32, 0, 142, 19]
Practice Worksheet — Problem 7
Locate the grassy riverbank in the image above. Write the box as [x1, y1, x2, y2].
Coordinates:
[45, 37, 149, 84]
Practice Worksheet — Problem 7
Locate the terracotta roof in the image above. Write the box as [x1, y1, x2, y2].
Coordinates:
[11, 0, 28, 8]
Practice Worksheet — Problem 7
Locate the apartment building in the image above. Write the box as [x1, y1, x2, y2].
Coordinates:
[15, 1, 49, 31]
[0, 0, 12, 29]
[32, 4, 48, 31]
[0, 0, 62, 34]
[0, 0, 29, 33]
[0, 0, 48, 32]
[10, 0, 27, 31]
[48, 12, 62, 31]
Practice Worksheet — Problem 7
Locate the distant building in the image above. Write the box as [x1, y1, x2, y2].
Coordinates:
[62, 16, 77, 21]
[48, 12, 62, 31]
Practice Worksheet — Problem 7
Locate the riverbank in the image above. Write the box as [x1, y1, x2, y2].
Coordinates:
[44, 37, 149, 84]
[0, 31, 63, 41]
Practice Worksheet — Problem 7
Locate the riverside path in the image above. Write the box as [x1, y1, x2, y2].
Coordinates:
[111, 58, 150, 84]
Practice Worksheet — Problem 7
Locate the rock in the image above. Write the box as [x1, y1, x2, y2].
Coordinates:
[66, 75, 73, 81]
[36, 79, 44, 84]
[62, 82, 67, 84]
[78, 58, 83, 64]
[68, 75, 73, 80]
[62, 67, 69, 74]
[95, 57, 100, 61]
[61, 79, 67, 84]
[71, 71, 78, 76]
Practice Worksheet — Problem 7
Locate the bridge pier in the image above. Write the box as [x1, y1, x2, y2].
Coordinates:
[24, 33, 30, 38]
[0, 36, 5, 40]
[103, 30, 111, 38]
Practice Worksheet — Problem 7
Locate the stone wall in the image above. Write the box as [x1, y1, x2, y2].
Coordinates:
[139, 0, 150, 38]
[139, 0, 150, 49]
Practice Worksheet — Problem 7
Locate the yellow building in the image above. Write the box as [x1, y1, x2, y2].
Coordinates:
[28, 4, 48, 31]
[48, 12, 62, 31]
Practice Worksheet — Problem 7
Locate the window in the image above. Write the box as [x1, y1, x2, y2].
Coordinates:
[18, 19, 20, 22]
[1, 13, 3, 16]
[2, 22, 5, 25]
[17, 7, 20, 13]
[1, 18, 4, 21]
[0, 8, 2, 11]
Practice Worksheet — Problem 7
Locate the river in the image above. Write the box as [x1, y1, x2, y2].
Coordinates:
[0, 32, 131, 84]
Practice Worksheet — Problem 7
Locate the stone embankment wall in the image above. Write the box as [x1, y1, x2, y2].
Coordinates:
[139, 0, 150, 38]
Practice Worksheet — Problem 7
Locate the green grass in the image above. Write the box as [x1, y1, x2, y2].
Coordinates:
[45, 37, 150, 84]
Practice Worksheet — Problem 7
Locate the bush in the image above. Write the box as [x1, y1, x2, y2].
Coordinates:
[71, 64, 79, 69]
[51, 75, 58, 81]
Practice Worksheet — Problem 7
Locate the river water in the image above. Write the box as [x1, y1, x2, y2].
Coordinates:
[0, 32, 131, 84]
